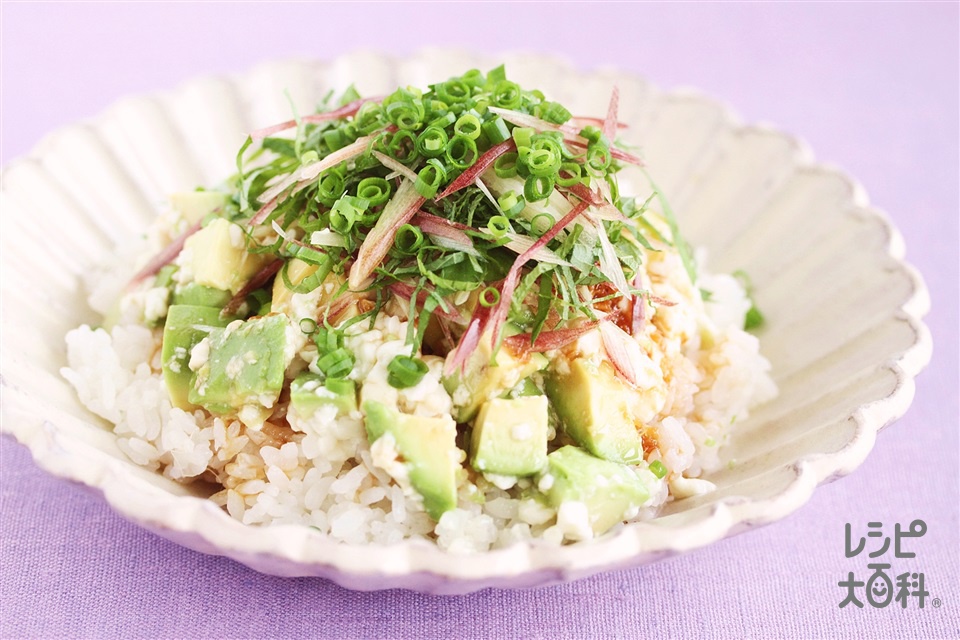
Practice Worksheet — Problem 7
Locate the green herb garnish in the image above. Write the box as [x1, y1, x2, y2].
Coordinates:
[227, 66, 685, 364]
[387, 355, 429, 388]
[733, 269, 765, 331]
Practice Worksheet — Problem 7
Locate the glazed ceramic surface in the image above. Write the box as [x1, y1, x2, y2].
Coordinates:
[0, 51, 931, 594]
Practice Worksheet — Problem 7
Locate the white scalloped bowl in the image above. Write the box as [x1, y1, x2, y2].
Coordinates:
[0, 51, 931, 594]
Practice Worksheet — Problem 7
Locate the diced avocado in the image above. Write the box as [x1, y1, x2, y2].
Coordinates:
[161, 305, 230, 409]
[183, 217, 269, 294]
[290, 373, 356, 417]
[542, 445, 652, 536]
[272, 258, 316, 317]
[470, 396, 548, 477]
[443, 325, 548, 423]
[545, 358, 644, 465]
[170, 191, 230, 225]
[172, 282, 232, 308]
[363, 400, 459, 521]
[502, 377, 542, 399]
[188, 314, 288, 415]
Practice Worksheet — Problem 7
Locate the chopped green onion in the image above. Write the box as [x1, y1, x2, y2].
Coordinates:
[649, 460, 668, 479]
[415, 162, 445, 198]
[492, 80, 522, 109]
[338, 85, 361, 106]
[437, 79, 471, 105]
[445, 135, 478, 170]
[329, 195, 369, 234]
[538, 101, 572, 125]
[579, 125, 603, 144]
[428, 111, 456, 129]
[353, 102, 384, 134]
[488, 215, 512, 238]
[531, 133, 563, 156]
[530, 212, 556, 235]
[524, 174, 554, 202]
[512, 126, 534, 149]
[385, 100, 424, 130]
[525, 147, 561, 178]
[486, 64, 507, 87]
[461, 68, 486, 88]
[316, 171, 345, 206]
[586, 143, 611, 175]
[394, 223, 424, 254]
[424, 97, 448, 114]
[356, 177, 392, 206]
[323, 128, 348, 152]
[300, 150, 319, 165]
[299, 318, 318, 334]
[317, 347, 355, 379]
[386, 355, 429, 388]
[454, 113, 482, 140]
[313, 325, 340, 353]
[482, 116, 511, 144]
[479, 286, 500, 307]
[387, 130, 418, 163]
[494, 152, 519, 178]
[416, 126, 448, 158]
[556, 162, 582, 187]
[497, 190, 525, 217]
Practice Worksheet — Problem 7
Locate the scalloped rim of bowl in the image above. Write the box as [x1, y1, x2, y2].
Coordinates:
[0, 50, 932, 594]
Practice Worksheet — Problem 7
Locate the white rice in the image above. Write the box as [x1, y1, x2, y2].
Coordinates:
[60, 214, 777, 552]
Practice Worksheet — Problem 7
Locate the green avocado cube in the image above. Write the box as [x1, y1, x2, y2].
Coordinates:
[161, 304, 231, 409]
[442, 324, 548, 423]
[170, 191, 230, 224]
[543, 446, 652, 536]
[363, 400, 459, 521]
[188, 314, 288, 414]
[172, 282, 232, 308]
[470, 396, 548, 477]
[290, 374, 357, 417]
[502, 377, 543, 399]
[545, 358, 644, 465]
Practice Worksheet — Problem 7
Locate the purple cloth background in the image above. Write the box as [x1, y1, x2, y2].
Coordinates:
[1, 3, 957, 638]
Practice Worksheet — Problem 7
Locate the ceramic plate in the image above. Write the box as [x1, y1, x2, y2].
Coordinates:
[0, 50, 931, 594]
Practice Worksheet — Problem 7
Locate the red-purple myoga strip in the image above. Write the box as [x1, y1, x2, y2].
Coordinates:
[602, 86, 620, 143]
[348, 179, 425, 289]
[249, 97, 383, 140]
[128, 219, 202, 287]
[222, 259, 283, 317]
[436, 139, 516, 200]
[486, 199, 591, 353]
[504, 321, 599, 354]
[631, 276, 646, 335]
[443, 299, 493, 376]
[257, 135, 373, 206]
[412, 212, 475, 249]
[599, 320, 641, 386]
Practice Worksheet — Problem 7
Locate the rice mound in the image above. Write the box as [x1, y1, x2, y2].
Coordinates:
[61, 225, 776, 552]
